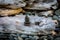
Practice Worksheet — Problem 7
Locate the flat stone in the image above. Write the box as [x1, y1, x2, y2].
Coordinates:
[0, 0, 26, 9]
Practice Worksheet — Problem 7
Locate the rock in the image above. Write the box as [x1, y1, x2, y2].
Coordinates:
[0, 8, 25, 16]
[18, 37, 23, 40]
[53, 15, 60, 21]
[0, 0, 26, 9]
[38, 10, 53, 16]
[55, 37, 60, 40]
[35, 22, 40, 25]
[25, 0, 57, 10]
[0, 15, 57, 34]
[24, 15, 31, 26]
[55, 9, 60, 16]
[21, 34, 28, 38]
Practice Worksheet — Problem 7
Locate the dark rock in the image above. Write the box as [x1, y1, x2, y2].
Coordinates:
[24, 15, 31, 26]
